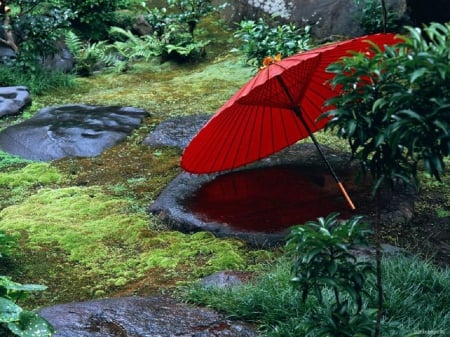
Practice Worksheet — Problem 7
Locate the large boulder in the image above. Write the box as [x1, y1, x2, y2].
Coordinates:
[0, 104, 149, 161]
[39, 296, 258, 337]
[219, 0, 409, 39]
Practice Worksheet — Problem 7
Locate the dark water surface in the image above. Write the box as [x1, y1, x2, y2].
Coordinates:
[187, 165, 356, 233]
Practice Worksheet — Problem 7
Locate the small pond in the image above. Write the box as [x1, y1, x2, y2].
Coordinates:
[187, 165, 355, 233]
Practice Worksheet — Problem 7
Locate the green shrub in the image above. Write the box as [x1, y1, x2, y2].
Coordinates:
[286, 213, 376, 336]
[0, 64, 75, 95]
[233, 17, 312, 68]
[353, 0, 402, 34]
[325, 22, 450, 189]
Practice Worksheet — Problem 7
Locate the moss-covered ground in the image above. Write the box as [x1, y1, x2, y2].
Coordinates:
[0, 25, 277, 308]
[0, 19, 448, 312]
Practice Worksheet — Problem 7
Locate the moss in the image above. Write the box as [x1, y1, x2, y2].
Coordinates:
[0, 186, 271, 301]
[0, 151, 32, 170]
[32, 56, 253, 118]
[0, 163, 65, 211]
[139, 231, 248, 276]
[0, 162, 62, 188]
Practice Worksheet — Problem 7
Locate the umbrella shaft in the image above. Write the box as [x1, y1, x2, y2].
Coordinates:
[293, 107, 356, 210]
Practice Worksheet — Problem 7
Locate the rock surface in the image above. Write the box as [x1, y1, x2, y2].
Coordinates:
[0, 104, 149, 161]
[143, 114, 210, 148]
[221, 0, 409, 39]
[0, 86, 31, 117]
[39, 296, 258, 337]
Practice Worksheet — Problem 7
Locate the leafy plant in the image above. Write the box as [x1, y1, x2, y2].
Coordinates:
[286, 213, 376, 336]
[353, 0, 401, 34]
[141, 1, 216, 63]
[109, 26, 163, 67]
[287, 213, 374, 308]
[325, 22, 450, 190]
[57, 0, 132, 40]
[0, 276, 54, 337]
[233, 17, 312, 68]
[159, 22, 209, 62]
[324, 21, 450, 336]
[166, 0, 226, 36]
[64, 31, 111, 76]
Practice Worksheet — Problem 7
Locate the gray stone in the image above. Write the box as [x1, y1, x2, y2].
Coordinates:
[0, 104, 149, 161]
[143, 114, 210, 149]
[41, 42, 75, 73]
[0, 86, 31, 117]
[200, 271, 253, 289]
[39, 296, 258, 337]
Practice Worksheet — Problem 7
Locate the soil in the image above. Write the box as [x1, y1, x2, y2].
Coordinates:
[381, 182, 450, 267]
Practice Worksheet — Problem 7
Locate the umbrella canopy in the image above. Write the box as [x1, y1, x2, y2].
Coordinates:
[182, 33, 400, 173]
[181, 33, 401, 209]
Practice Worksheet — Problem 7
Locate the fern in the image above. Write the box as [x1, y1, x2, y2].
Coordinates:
[109, 26, 163, 62]
[64, 30, 84, 58]
[64, 31, 112, 75]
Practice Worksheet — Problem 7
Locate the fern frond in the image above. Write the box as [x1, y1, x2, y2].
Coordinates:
[64, 31, 83, 58]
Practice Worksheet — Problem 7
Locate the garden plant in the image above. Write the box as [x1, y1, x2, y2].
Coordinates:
[324, 21, 450, 336]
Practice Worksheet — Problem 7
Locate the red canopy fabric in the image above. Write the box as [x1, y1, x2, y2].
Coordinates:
[181, 33, 401, 174]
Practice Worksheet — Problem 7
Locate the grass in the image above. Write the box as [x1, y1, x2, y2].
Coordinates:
[181, 254, 450, 337]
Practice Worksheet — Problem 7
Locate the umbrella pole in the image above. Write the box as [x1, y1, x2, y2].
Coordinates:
[293, 107, 356, 210]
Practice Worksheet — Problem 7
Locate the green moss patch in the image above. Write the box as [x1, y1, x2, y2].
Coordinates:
[0, 186, 270, 302]
[0, 162, 64, 211]
[0, 163, 62, 188]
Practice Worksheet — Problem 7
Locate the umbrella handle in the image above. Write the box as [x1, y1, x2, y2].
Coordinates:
[338, 181, 356, 210]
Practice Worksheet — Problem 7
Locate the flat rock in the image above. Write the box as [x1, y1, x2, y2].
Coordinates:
[143, 114, 210, 148]
[0, 86, 31, 117]
[39, 296, 258, 337]
[0, 104, 149, 161]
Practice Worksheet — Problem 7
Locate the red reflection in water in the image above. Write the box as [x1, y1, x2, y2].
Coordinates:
[187, 165, 355, 233]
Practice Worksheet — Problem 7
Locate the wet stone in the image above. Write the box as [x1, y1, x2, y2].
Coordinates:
[39, 296, 258, 337]
[143, 114, 210, 148]
[0, 86, 31, 117]
[0, 104, 149, 161]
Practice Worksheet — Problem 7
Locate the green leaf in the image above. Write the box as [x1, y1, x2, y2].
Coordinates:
[410, 67, 427, 83]
[7, 311, 54, 337]
[0, 297, 22, 323]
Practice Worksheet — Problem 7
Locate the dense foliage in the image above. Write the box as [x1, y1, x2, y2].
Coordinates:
[287, 213, 377, 336]
[353, 0, 402, 34]
[55, 0, 134, 40]
[325, 22, 450, 192]
[233, 17, 312, 68]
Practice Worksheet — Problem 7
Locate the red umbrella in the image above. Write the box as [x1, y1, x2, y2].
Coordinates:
[181, 33, 401, 210]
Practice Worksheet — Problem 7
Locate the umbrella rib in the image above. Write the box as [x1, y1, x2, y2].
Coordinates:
[206, 110, 244, 172]
[227, 105, 257, 169]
